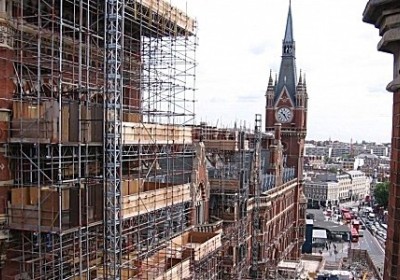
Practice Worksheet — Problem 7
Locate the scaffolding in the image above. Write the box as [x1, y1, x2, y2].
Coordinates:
[0, 0, 224, 279]
[200, 124, 253, 279]
[0, 0, 306, 279]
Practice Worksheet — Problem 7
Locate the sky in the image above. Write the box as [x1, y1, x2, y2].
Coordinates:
[170, 0, 393, 144]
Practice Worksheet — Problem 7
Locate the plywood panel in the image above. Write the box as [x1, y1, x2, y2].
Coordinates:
[122, 180, 130, 196]
[61, 104, 69, 142]
[11, 188, 29, 206]
[69, 102, 79, 142]
[129, 179, 143, 194]
[91, 104, 103, 143]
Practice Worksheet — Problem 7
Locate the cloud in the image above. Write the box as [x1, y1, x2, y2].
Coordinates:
[169, 0, 392, 143]
[237, 94, 261, 103]
[249, 42, 269, 56]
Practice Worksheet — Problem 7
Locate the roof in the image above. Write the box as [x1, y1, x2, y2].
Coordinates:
[313, 220, 350, 233]
[312, 229, 327, 239]
[356, 153, 379, 159]
[306, 209, 325, 221]
[283, 2, 294, 43]
[346, 170, 365, 176]
[275, 1, 297, 105]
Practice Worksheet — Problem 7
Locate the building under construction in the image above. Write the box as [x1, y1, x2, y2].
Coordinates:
[0, 0, 307, 279]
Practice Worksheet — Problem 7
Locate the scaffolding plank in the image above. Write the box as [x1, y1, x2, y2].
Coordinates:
[122, 122, 192, 145]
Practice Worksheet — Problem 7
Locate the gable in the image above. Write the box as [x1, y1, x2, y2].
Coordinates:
[275, 86, 294, 108]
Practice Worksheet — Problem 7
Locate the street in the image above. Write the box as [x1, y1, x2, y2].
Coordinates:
[330, 201, 385, 275]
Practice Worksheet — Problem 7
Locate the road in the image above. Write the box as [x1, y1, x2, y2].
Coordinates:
[336, 201, 385, 276]
[356, 220, 385, 276]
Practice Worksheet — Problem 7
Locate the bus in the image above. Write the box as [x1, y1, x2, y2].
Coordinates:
[352, 220, 360, 231]
[343, 212, 352, 224]
[351, 227, 359, 242]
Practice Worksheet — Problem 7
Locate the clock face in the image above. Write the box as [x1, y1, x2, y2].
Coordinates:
[276, 107, 293, 123]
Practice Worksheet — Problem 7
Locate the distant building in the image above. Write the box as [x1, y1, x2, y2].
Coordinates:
[366, 144, 389, 157]
[305, 144, 331, 157]
[304, 170, 370, 207]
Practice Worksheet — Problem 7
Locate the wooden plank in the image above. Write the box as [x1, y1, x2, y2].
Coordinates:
[122, 122, 192, 145]
[140, 0, 195, 34]
[121, 183, 191, 218]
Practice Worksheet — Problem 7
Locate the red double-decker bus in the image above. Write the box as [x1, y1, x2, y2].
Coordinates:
[351, 227, 359, 242]
[343, 212, 352, 224]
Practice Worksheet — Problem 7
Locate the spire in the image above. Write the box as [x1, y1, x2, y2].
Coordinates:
[298, 69, 303, 86]
[275, 0, 297, 104]
[284, 0, 294, 44]
[268, 69, 273, 86]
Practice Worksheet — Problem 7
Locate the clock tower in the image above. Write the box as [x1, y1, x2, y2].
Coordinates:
[265, 1, 308, 258]
[265, 1, 307, 177]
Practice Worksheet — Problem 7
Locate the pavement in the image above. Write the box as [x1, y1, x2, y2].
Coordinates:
[313, 242, 349, 262]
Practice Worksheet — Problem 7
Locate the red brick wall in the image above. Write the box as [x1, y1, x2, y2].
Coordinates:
[0, 48, 14, 109]
[385, 90, 400, 280]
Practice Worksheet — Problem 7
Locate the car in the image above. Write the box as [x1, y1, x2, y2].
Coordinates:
[361, 224, 366, 230]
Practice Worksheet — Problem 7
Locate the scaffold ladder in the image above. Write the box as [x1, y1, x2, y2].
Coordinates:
[104, 0, 123, 279]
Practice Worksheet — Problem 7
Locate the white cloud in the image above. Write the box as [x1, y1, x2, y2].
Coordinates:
[170, 0, 393, 143]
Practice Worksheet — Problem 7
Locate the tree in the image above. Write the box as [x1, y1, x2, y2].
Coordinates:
[374, 182, 389, 208]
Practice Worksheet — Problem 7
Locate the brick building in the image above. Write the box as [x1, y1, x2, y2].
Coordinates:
[363, 1, 400, 279]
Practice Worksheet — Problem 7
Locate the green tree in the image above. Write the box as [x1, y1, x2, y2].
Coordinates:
[374, 182, 389, 208]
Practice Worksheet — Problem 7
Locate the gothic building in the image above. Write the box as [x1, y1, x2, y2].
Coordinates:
[265, 1, 308, 260]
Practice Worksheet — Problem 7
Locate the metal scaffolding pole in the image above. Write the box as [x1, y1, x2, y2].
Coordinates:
[104, 0, 123, 279]
[251, 114, 262, 278]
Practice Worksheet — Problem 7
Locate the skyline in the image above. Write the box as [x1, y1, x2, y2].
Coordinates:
[170, 0, 393, 144]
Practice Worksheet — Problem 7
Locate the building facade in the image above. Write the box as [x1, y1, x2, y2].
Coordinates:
[265, 1, 307, 262]
[304, 171, 370, 207]
[363, 1, 400, 279]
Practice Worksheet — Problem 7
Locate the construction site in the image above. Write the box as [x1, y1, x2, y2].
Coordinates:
[0, 0, 307, 279]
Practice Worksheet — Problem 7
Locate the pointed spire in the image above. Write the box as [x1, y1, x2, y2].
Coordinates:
[268, 69, 273, 86]
[274, 73, 278, 86]
[298, 69, 303, 85]
[303, 72, 307, 86]
[284, 0, 294, 43]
